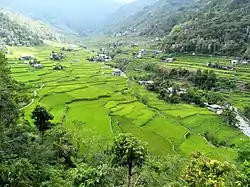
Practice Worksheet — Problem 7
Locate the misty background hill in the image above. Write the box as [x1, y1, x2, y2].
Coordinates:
[0, 0, 128, 35]
[106, 0, 159, 25]
[107, 0, 198, 36]
[0, 0, 164, 35]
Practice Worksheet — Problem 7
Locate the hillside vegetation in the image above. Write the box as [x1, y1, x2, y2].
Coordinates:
[162, 0, 250, 57]
[110, 0, 197, 36]
[105, 0, 158, 26]
[0, 8, 62, 46]
[110, 0, 250, 57]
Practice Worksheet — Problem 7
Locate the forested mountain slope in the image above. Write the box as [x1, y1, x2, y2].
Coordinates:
[0, 8, 62, 46]
[109, 0, 197, 36]
[162, 0, 250, 57]
[111, 0, 250, 57]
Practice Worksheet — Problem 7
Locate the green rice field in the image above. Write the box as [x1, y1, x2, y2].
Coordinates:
[8, 44, 250, 162]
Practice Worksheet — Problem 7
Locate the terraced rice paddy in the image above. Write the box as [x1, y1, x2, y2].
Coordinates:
[8, 45, 249, 162]
[158, 55, 250, 111]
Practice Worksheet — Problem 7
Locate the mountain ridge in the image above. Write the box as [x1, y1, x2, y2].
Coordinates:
[106, 0, 159, 25]
[162, 0, 250, 57]
[107, 0, 198, 36]
[0, 8, 63, 46]
[108, 0, 250, 57]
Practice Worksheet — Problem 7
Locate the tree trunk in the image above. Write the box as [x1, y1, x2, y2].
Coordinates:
[127, 162, 132, 187]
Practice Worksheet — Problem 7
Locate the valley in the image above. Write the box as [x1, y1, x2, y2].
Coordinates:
[8, 39, 250, 162]
[1, 0, 250, 186]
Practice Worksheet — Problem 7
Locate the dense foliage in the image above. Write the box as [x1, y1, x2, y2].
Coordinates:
[0, 42, 250, 186]
[108, 134, 147, 187]
[109, 0, 196, 36]
[0, 52, 19, 127]
[183, 152, 233, 187]
[32, 105, 55, 135]
[110, 0, 250, 57]
[243, 106, 250, 120]
[221, 107, 238, 127]
[162, 0, 250, 57]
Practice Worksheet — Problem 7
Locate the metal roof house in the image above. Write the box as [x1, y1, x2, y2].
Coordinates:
[112, 69, 122, 76]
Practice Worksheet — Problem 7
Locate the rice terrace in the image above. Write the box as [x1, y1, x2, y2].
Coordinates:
[2, 0, 250, 186]
[7, 38, 250, 162]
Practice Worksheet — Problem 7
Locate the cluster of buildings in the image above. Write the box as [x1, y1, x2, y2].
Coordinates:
[207, 59, 250, 71]
[32, 63, 43, 69]
[112, 69, 122, 76]
[50, 51, 66, 61]
[159, 55, 175, 63]
[207, 62, 235, 71]
[135, 49, 146, 59]
[19, 55, 35, 61]
[138, 80, 154, 86]
[165, 87, 187, 96]
[19, 55, 43, 69]
[204, 103, 224, 114]
[231, 59, 250, 65]
[61, 44, 80, 52]
[29, 59, 43, 69]
[134, 49, 163, 59]
[163, 57, 174, 63]
[88, 54, 112, 62]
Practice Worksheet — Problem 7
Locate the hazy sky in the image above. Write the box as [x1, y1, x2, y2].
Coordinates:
[0, 0, 134, 8]
[0, 0, 138, 30]
[0, 0, 135, 16]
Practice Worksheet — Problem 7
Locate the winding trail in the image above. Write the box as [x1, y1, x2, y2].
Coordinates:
[19, 84, 45, 111]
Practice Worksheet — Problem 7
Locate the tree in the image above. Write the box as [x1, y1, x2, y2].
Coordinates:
[44, 126, 78, 167]
[169, 95, 181, 104]
[221, 107, 238, 127]
[237, 143, 250, 163]
[243, 106, 250, 119]
[243, 46, 250, 59]
[239, 161, 250, 185]
[32, 105, 54, 135]
[206, 91, 223, 104]
[140, 95, 149, 105]
[108, 134, 147, 187]
[0, 157, 39, 186]
[74, 163, 104, 187]
[182, 152, 233, 187]
[40, 167, 75, 187]
[0, 52, 19, 127]
[136, 155, 184, 187]
[245, 82, 250, 90]
[192, 69, 217, 90]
